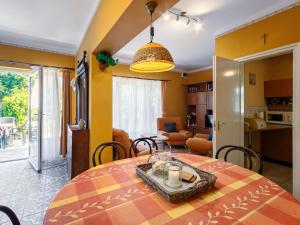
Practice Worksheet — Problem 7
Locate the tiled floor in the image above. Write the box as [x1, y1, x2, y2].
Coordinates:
[0, 145, 28, 163]
[0, 159, 68, 225]
[262, 160, 292, 193]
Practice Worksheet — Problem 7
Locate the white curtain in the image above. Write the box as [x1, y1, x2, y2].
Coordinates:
[113, 76, 162, 138]
[42, 68, 62, 162]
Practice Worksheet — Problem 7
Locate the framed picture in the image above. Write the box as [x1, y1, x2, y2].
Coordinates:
[249, 72, 256, 85]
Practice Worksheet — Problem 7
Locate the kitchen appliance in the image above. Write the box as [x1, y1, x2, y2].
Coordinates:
[244, 118, 267, 130]
[266, 111, 292, 125]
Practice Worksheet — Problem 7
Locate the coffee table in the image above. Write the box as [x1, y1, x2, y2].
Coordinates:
[141, 133, 169, 149]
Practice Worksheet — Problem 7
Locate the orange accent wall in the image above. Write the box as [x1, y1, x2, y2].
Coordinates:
[187, 69, 213, 84]
[216, 5, 300, 59]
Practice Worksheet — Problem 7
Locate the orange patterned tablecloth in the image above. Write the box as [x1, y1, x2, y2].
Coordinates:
[44, 153, 300, 225]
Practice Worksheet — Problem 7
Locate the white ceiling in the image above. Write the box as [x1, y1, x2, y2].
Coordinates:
[0, 0, 100, 55]
[115, 0, 300, 72]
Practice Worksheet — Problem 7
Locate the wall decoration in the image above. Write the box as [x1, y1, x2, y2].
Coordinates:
[249, 72, 256, 85]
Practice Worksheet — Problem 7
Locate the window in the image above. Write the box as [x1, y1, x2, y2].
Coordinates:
[113, 76, 162, 138]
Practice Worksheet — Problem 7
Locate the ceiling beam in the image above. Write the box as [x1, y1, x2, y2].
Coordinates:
[93, 0, 178, 55]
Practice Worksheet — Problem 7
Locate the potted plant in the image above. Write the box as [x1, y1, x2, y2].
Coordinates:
[96, 51, 118, 71]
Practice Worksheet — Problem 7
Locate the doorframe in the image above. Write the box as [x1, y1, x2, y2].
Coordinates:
[235, 42, 300, 200]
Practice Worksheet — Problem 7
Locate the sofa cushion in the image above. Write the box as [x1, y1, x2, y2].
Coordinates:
[167, 132, 189, 141]
[164, 122, 177, 132]
[186, 137, 212, 156]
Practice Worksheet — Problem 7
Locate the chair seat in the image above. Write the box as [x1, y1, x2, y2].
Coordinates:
[186, 137, 212, 156]
[135, 143, 150, 155]
[164, 131, 192, 141]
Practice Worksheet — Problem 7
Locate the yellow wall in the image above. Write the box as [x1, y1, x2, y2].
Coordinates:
[0, 44, 75, 68]
[187, 69, 213, 84]
[266, 53, 293, 80]
[0, 44, 76, 123]
[76, 0, 134, 166]
[216, 5, 300, 59]
[244, 60, 269, 109]
[113, 64, 187, 123]
[76, 0, 177, 167]
[244, 53, 293, 110]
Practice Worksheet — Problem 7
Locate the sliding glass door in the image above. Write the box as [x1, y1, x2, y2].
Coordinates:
[28, 66, 43, 172]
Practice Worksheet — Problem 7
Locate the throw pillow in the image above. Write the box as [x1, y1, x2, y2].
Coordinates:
[164, 122, 177, 132]
[207, 134, 213, 141]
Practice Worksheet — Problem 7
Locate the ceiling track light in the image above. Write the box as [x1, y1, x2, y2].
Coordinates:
[186, 18, 191, 25]
[167, 9, 202, 29]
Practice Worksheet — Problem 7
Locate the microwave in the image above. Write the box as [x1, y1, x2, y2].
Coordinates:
[266, 111, 292, 125]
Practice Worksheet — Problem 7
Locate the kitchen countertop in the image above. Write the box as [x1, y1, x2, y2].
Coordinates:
[250, 123, 292, 132]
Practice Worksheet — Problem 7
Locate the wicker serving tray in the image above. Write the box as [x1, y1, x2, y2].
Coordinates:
[136, 157, 217, 203]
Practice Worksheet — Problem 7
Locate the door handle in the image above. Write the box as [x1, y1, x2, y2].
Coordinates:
[215, 121, 225, 131]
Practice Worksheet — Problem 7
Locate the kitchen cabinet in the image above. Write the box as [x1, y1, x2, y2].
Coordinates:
[187, 92, 197, 105]
[197, 92, 207, 105]
[264, 79, 292, 97]
[196, 105, 206, 128]
[206, 92, 213, 110]
[260, 127, 292, 163]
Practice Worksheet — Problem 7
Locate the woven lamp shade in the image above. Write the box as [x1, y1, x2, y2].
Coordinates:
[130, 42, 175, 73]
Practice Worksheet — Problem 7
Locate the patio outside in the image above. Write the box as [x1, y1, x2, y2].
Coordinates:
[0, 71, 28, 162]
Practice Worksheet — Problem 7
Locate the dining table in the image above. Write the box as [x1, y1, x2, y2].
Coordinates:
[44, 153, 300, 225]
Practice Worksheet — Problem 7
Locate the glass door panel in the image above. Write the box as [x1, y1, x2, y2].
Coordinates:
[28, 66, 43, 172]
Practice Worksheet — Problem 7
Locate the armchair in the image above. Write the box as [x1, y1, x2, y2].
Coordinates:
[112, 128, 152, 158]
[186, 133, 212, 156]
[157, 117, 192, 148]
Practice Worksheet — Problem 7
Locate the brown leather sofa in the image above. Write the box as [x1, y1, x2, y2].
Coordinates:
[157, 117, 192, 147]
[186, 133, 212, 156]
[113, 128, 150, 157]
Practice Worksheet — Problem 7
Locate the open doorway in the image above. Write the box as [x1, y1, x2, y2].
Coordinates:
[243, 53, 293, 193]
[0, 65, 32, 162]
[214, 43, 300, 199]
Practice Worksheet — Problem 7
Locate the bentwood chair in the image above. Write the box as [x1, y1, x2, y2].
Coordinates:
[129, 137, 158, 157]
[215, 145, 263, 174]
[92, 141, 127, 166]
[0, 205, 21, 225]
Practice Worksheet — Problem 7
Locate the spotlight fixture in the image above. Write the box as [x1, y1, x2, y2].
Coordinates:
[163, 13, 170, 21]
[167, 9, 202, 30]
[186, 18, 191, 25]
[195, 22, 203, 31]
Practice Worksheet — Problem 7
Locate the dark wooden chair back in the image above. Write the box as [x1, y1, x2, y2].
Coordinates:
[215, 145, 263, 174]
[0, 205, 21, 225]
[92, 141, 127, 166]
[129, 138, 158, 157]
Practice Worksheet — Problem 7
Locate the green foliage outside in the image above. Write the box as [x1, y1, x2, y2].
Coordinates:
[0, 73, 28, 125]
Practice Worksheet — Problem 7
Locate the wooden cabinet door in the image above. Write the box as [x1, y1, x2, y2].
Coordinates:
[197, 92, 207, 105]
[196, 105, 206, 128]
[287, 79, 293, 96]
[187, 93, 197, 105]
[261, 128, 292, 163]
[206, 92, 213, 110]
[264, 79, 292, 97]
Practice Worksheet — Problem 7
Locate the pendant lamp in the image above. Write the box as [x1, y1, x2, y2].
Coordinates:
[130, 1, 175, 73]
